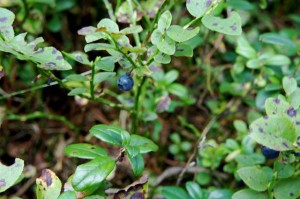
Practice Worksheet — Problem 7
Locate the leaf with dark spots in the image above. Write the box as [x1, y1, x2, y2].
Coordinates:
[249, 115, 296, 151]
[186, 0, 215, 17]
[78, 26, 96, 35]
[273, 98, 280, 104]
[287, 107, 297, 117]
[56, 56, 63, 60]
[52, 48, 57, 54]
[0, 179, 6, 188]
[206, 0, 212, 7]
[40, 169, 53, 187]
[0, 17, 7, 23]
[106, 176, 148, 199]
[76, 55, 83, 62]
[34, 48, 45, 54]
[0, 158, 24, 192]
[36, 169, 62, 199]
[156, 95, 171, 111]
[202, 11, 242, 35]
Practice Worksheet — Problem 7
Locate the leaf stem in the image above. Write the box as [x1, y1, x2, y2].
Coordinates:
[4, 111, 79, 132]
[90, 61, 96, 99]
[131, 76, 147, 134]
[102, 0, 116, 21]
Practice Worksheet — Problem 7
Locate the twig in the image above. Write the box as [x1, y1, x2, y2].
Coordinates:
[0, 70, 92, 100]
[176, 116, 217, 185]
[4, 111, 79, 132]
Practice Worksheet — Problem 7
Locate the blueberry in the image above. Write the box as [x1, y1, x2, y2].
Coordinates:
[117, 74, 134, 91]
[261, 146, 280, 159]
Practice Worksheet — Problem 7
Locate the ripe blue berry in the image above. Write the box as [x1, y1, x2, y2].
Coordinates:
[261, 146, 280, 159]
[117, 74, 134, 91]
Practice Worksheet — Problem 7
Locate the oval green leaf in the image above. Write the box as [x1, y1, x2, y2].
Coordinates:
[72, 157, 115, 191]
[166, 25, 200, 42]
[237, 166, 269, 192]
[36, 169, 62, 199]
[90, 125, 126, 146]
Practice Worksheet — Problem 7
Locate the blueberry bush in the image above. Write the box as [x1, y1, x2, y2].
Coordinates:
[0, 0, 300, 199]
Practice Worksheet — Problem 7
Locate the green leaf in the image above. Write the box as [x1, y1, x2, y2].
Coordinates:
[274, 178, 300, 199]
[58, 191, 76, 199]
[126, 145, 140, 158]
[141, 0, 165, 18]
[85, 32, 106, 43]
[274, 162, 295, 179]
[186, 0, 215, 18]
[0, 33, 72, 70]
[93, 72, 116, 84]
[127, 154, 144, 177]
[283, 76, 297, 95]
[174, 43, 193, 57]
[259, 33, 298, 50]
[185, 181, 202, 199]
[121, 130, 131, 147]
[246, 59, 262, 69]
[249, 115, 296, 151]
[164, 70, 179, 84]
[0, 7, 15, 40]
[290, 88, 300, 109]
[202, 11, 242, 36]
[0, 158, 24, 192]
[232, 189, 267, 199]
[90, 125, 127, 146]
[36, 169, 62, 199]
[166, 25, 199, 42]
[265, 55, 291, 66]
[120, 25, 143, 35]
[168, 83, 189, 98]
[236, 36, 257, 59]
[151, 29, 163, 45]
[237, 166, 269, 192]
[68, 88, 88, 96]
[97, 18, 119, 33]
[64, 143, 107, 159]
[65, 74, 89, 82]
[78, 26, 96, 36]
[208, 189, 232, 199]
[158, 11, 172, 32]
[95, 57, 116, 71]
[72, 157, 115, 191]
[63, 51, 90, 65]
[265, 97, 290, 116]
[161, 186, 191, 199]
[129, 135, 159, 153]
[84, 43, 115, 52]
[157, 35, 176, 55]
[154, 52, 171, 64]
